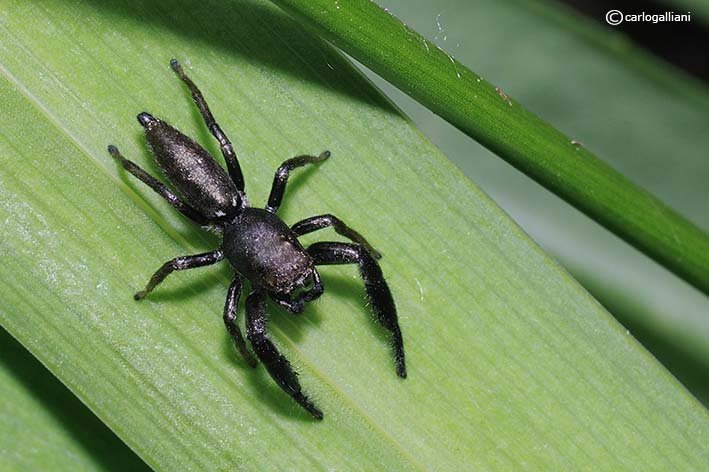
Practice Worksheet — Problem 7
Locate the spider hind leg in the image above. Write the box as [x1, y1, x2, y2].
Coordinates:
[245, 291, 323, 419]
[308, 241, 406, 378]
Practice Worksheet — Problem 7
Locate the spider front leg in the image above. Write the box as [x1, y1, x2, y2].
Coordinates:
[170, 59, 245, 191]
[292, 214, 382, 259]
[308, 242, 406, 378]
[245, 291, 323, 419]
[108, 145, 208, 226]
[224, 276, 258, 367]
[270, 269, 324, 314]
[265, 151, 330, 213]
[134, 250, 224, 300]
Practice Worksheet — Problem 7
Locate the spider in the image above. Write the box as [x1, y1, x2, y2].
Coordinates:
[107, 59, 406, 419]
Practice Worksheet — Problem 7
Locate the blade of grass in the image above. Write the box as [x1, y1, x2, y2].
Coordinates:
[0, 0, 707, 470]
[268, 0, 709, 295]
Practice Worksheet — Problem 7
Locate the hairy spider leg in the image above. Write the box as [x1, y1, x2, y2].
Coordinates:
[270, 269, 324, 314]
[308, 242, 406, 378]
[134, 250, 224, 300]
[245, 291, 323, 419]
[170, 59, 245, 192]
[265, 152, 331, 213]
[224, 276, 258, 367]
[108, 145, 208, 226]
[292, 214, 382, 259]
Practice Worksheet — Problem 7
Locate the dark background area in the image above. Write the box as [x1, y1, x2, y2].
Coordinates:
[563, 0, 708, 82]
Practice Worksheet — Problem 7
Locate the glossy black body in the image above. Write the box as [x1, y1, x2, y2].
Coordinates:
[223, 208, 313, 294]
[108, 60, 405, 419]
[142, 116, 242, 220]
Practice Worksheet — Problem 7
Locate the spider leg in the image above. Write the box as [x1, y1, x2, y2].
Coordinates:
[108, 145, 209, 226]
[134, 250, 224, 300]
[308, 242, 406, 378]
[265, 151, 330, 213]
[292, 214, 382, 259]
[224, 276, 258, 367]
[245, 290, 323, 419]
[170, 59, 245, 192]
[270, 269, 324, 314]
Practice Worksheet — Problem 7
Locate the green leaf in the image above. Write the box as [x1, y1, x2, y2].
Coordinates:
[268, 0, 709, 294]
[0, 0, 707, 470]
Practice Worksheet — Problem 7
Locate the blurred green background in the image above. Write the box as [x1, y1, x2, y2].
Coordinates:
[361, 0, 709, 405]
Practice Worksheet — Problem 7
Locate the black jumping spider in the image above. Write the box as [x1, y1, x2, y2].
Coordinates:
[108, 59, 406, 419]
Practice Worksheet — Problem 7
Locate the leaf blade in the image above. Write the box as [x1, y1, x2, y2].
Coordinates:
[0, 0, 707, 470]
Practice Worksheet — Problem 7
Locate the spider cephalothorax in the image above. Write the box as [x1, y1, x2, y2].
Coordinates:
[108, 59, 406, 419]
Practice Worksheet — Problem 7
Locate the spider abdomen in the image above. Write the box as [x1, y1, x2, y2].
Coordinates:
[140, 113, 241, 219]
[223, 208, 313, 293]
